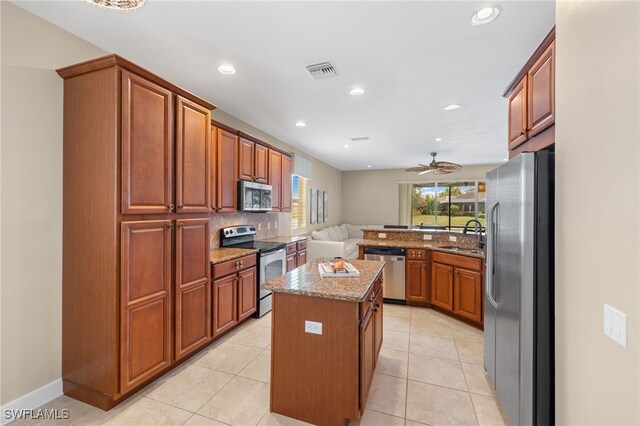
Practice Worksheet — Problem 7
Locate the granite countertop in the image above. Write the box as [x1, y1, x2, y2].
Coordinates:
[210, 247, 259, 264]
[261, 259, 385, 302]
[358, 239, 485, 259]
[256, 235, 309, 244]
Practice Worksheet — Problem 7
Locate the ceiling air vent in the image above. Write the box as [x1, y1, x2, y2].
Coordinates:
[350, 137, 370, 142]
[305, 61, 339, 80]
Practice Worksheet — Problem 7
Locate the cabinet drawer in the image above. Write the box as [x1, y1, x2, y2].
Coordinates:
[407, 249, 427, 260]
[286, 243, 297, 255]
[359, 272, 383, 320]
[296, 239, 307, 251]
[432, 251, 482, 272]
[213, 254, 257, 278]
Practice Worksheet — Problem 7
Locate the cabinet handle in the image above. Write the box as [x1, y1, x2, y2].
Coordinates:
[240, 261, 244, 267]
[178, 223, 184, 228]
[169, 203, 175, 210]
[177, 204, 184, 209]
[168, 223, 173, 229]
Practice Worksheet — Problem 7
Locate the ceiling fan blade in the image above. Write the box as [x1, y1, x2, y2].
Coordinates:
[418, 169, 434, 175]
[405, 166, 428, 172]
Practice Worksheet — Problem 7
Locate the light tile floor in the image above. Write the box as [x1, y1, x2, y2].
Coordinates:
[12, 305, 508, 426]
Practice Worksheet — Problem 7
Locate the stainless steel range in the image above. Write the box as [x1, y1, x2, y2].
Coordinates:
[220, 225, 286, 317]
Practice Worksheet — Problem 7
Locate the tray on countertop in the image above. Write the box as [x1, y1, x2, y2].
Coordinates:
[318, 262, 361, 278]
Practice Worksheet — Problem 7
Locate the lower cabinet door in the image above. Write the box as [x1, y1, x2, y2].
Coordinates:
[373, 290, 383, 363]
[453, 268, 483, 323]
[238, 267, 257, 321]
[120, 220, 173, 393]
[175, 218, 211, 359]
[359, 309, 375, 412]
[213, 274, 237, 337]
[431, 262, 454, 311]
[406, 260, 428, 303]
[286, 255, 297, 272]
[297, 250, 307, 267]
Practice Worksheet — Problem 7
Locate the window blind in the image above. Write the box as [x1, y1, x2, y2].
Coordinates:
[291, 175, 308, 230]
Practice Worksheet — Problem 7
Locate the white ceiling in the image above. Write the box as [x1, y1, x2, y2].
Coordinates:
[13, 0, 555, 171]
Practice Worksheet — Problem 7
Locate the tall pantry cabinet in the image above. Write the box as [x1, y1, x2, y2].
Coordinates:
[57, 55, 215, 410]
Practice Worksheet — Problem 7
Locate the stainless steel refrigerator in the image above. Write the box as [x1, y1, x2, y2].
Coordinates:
[484, 151, 554, 426]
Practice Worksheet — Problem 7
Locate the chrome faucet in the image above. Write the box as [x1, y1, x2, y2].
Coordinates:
[463, 219, 485, 249]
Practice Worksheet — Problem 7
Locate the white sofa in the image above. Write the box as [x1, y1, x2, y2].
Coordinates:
[307, 224, 368, 260]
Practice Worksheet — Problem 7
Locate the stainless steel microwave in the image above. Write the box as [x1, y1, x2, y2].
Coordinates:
[239, 181, 273, 211]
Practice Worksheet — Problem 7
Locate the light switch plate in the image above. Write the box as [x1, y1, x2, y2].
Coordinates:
[423, 235, 432, 240]
[449, 235, 457, 242]
[305, 320, 322, 335]
[378, 233, 387, 239]
[604, 304, 627, 347]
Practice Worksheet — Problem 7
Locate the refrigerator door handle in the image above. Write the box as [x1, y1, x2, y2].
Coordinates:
[486, 201, 499, 308]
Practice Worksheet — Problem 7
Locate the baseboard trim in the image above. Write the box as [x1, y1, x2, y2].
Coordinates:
[1, 379, 62, 425]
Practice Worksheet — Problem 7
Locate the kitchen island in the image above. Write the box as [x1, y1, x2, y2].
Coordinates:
[262, 259, 385, 426]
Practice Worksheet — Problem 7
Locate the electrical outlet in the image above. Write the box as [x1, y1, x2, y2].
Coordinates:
[275, 221, 278, 229]
[449, 235, 457, 242]
[305, 320, 322, 335]
[267, 222, 271, 230]
[423, 234, 432, 240]
[257, 223, 261, 230]
[604, 304, 627, 347]
[378, 233, 387, 239]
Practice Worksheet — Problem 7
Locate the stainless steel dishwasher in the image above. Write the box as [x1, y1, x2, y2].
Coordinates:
[363, 247, 406, 301]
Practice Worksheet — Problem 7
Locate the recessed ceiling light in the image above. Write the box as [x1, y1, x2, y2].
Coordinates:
[444, 104, 461, 111]
[217, 64, 236, 75]
[88, 0, 145, 10]
[435, 137, 443, 142]
[471, 6, 501, 25]
[344, 144, 349, 148]
[295, 121, 306, 127]
[350, 87, 365, 96]
[367, 165, 372, 168]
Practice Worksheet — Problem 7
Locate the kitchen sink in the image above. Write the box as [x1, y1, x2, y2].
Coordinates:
[438, 245, 484, 254]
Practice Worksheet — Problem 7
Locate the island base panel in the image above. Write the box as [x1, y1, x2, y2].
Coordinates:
[270, 292, 360, 425]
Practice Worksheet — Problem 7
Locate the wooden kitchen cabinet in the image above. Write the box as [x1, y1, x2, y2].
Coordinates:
[176, 96, 211, 213]
[254, 144, 269, 184]
[285, 240, 308, 271]
[58, 55, 215, 410]
[505, 27, 555, 157]
[268, 149, 282, 211]
[175, 218, 211, 360]
[286, 254, 297, 272]
[120, 220, 173, 393]
[373, 289, 383, 361]
[508, 77, 528, 150]
[527, 41, 555, 137]
[406, 259, 428, 305]
[121, 70, 173, 215]
[281, 154, 292, 212]
[211, 254, 258, 338]
[238, 267, 258, 321]
[359, 309, 375, 411]
[238, 138, 255, 181]
[453, 268, 483, 323]
[297, 250, 307, 267]
[212, 274, 237, 336]
[214, 125, 238, 213]
[431, 262, 454, 311]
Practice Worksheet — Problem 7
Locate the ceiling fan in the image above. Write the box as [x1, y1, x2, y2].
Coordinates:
[405, 152, 462, 175]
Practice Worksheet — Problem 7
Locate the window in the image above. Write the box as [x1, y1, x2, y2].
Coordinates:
[411, 181, 486, 230]
[291, 175, 308, 230]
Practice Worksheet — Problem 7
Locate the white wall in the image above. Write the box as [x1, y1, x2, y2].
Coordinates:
[212, 110, 342, 236]
[341, 165, 498, 225]
[555, 1, 640, 424]
[0, 2, 108, 404]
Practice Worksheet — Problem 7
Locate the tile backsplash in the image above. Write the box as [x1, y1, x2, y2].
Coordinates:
[210, 213, 280, 249]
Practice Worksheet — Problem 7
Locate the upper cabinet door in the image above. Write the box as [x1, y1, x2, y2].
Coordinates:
[210, 127, 217, 212]
[268, 150, 282, 211]
[120, 220, 172, 393]
[527, 41, 555, 137]
[280, 154, 292, 212]
[216, 127, 238, 213]
[238, 138, 255, 181]
[175, 218, 211, 360]
[175, 96, 211, 214]
[508, 77, 528, 150]
[121, 71, 173, 215]
[254, 144, 269, 184]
